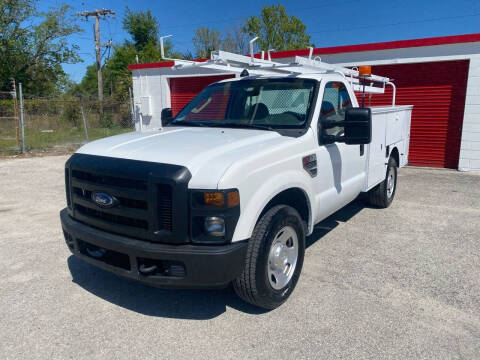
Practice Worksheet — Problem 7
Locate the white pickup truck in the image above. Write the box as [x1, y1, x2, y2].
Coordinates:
[60, 50, 412, 309]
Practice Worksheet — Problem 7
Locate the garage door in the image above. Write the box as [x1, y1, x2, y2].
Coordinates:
[169, 75, 235, 116]
[360, 60, 469, 168]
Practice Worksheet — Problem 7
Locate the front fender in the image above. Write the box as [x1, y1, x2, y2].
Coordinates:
[231, 170, 315, 242]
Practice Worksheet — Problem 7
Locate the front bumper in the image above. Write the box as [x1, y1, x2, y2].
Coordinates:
[60, 209, 248, 288]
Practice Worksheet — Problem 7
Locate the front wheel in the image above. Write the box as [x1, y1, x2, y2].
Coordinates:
[233, 205, 305, 310]
[368, 156, 398, 208]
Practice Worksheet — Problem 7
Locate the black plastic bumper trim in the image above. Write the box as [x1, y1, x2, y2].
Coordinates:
[60, 209, 248, 288]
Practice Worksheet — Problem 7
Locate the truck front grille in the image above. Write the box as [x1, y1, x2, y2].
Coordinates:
[74, 204, 149, 230]
[65, 154, 191, 244]
[71, 170, 147, 190]
[72, 187, 148, 210]
[158, 184, 173, 232]
[69, 166, 173, 241]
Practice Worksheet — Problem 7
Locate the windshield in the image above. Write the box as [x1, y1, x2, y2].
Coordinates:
[172, 78, 317, 130]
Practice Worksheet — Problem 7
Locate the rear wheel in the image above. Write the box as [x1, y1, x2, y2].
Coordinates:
[368, 156, 398, 208]
[233, 205, 305, 310]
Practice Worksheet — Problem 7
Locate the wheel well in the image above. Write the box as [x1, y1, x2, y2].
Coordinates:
[259, 188, 310, 228]
[390, 147, 399, 166]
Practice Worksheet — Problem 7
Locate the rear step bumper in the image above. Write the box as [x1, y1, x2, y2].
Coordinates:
[60, 208, 248, 288]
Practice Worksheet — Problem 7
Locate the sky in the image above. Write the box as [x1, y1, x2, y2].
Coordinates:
[38, 0, 480, 83]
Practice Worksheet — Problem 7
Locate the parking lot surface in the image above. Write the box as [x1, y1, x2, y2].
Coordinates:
[1, 155, 479, 359]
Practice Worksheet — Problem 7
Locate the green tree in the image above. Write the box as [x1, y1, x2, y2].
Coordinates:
[0, 0, 81, 95]
[192, 26, 222, 58]
[222, 23, 249, 54]
[244, 4, 312, 51]
[122, 7, 159, 51]
[70, 64, 98, 98]
[75, 7, 182, 101]
[103, 44, 138, 101]
[182, 50, 194, 60]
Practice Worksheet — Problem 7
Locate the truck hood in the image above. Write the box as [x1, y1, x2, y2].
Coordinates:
[76, 126, 289, 188]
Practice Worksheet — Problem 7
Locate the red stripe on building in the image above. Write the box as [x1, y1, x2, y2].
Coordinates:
[128, 33, 480, 70]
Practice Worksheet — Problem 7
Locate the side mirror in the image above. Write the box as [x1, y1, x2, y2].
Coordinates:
[161, 108, 173, 126]
[344, 108, 372, 145]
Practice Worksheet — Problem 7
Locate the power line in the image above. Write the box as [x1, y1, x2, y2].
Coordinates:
[157, 0, 361, 31]
[309, 12, 480, 35]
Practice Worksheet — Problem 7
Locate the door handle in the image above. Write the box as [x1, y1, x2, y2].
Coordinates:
[360, 144, 365, 156]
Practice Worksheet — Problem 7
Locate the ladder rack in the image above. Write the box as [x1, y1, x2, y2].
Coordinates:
[160, 36, 397, 106]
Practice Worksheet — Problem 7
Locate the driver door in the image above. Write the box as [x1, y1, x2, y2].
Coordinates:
[313, 81, 367, 221]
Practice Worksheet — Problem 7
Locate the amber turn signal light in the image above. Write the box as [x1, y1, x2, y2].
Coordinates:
[203, 190, 240, 208]
[227, 190, 240, 207]
[204, 192, 225, 207]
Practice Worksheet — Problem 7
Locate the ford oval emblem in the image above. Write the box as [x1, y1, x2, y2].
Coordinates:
[91, 192, 118, 208]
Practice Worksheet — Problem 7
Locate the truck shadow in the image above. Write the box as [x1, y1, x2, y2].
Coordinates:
[306, 198, 366, 248]
[67, 198, 367, 319]
[67, 255, 267, 320]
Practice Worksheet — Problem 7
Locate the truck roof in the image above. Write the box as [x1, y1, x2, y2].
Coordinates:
[216, 73, 329, 83]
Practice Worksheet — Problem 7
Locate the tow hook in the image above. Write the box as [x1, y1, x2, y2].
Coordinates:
[86, 247, 106, 259]
[139, 264, 158, 275]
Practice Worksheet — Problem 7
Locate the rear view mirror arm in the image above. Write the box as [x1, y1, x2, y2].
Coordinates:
[321, 134, 345, 144]
[322, 120, 345, 129]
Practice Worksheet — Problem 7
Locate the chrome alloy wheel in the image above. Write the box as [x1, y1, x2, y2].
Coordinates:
[267, 226, 299, 290]
[386, 167, 396, 198]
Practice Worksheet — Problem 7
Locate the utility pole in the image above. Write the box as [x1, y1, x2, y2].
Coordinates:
[77, 9, 115, 121]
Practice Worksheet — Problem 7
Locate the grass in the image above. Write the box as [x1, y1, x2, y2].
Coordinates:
[0, 127, 132, 156]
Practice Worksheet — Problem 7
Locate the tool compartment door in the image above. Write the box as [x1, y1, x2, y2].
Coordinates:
[365, 110, 387, 190]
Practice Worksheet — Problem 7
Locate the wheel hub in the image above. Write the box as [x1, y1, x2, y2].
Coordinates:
[386, 167, 396, 198]
[270, 243, 288, 270]
[267, 226, 299, 290]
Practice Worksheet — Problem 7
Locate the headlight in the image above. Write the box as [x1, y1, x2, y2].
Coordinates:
[204, 216, 225, 237]
[190, 189, 240, 244]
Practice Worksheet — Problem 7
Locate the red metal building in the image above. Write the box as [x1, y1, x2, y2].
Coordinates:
[129, 33, 480, 171]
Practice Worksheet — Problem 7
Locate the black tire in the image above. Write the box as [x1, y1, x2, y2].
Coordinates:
[368, 156, 398, 208]
[233, 205, 305, 310]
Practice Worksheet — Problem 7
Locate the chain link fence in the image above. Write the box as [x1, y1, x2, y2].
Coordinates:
[0, 94, 134, 155]
[0, 90, 21, 153]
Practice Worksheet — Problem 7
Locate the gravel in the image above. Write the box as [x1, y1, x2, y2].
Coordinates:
[0, 155, 479, 359]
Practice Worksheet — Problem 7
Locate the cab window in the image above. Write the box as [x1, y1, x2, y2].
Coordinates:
[319, 82, 352, 137]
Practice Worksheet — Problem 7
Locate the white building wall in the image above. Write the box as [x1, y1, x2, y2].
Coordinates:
[274, 43, 477, 66]
[459, 55, 480, 171]
[131, 67, 232, 131]
[131, 68, 165, 131]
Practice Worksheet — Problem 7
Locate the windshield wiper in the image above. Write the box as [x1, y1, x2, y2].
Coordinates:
[208, 122, 275, 131]
[171, 120, 207, 127]
[172, 120, 275, 131]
